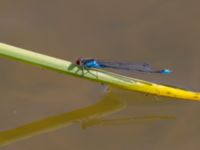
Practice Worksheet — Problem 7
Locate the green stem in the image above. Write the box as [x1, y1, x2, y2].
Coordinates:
[0, 43, 200, 101]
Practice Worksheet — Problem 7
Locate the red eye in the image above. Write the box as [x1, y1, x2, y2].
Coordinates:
[76, 59, 80, 65]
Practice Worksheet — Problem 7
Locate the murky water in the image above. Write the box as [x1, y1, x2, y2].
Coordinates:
[0, 0, 200, 149]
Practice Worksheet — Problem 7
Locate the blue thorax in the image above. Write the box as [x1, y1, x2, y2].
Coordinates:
[84, 60, 106, 68]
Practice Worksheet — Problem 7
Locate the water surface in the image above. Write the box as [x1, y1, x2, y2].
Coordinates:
[0, 0, 200, 149]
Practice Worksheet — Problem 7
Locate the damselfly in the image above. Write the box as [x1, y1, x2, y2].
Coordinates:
[76, 58, 172, 74]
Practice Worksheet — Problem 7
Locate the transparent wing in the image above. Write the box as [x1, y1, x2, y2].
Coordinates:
[96, 59, 161, 73]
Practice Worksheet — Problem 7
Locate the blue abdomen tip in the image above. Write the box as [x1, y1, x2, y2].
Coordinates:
[161, 69, 172, 74]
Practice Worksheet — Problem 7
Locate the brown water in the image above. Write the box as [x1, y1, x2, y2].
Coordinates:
[0, 0, 200, 149]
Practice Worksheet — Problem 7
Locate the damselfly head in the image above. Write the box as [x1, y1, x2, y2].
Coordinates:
[76, 57, 83, 65]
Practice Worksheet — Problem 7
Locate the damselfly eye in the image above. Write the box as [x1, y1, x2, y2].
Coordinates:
[76, 59, 80, 65]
